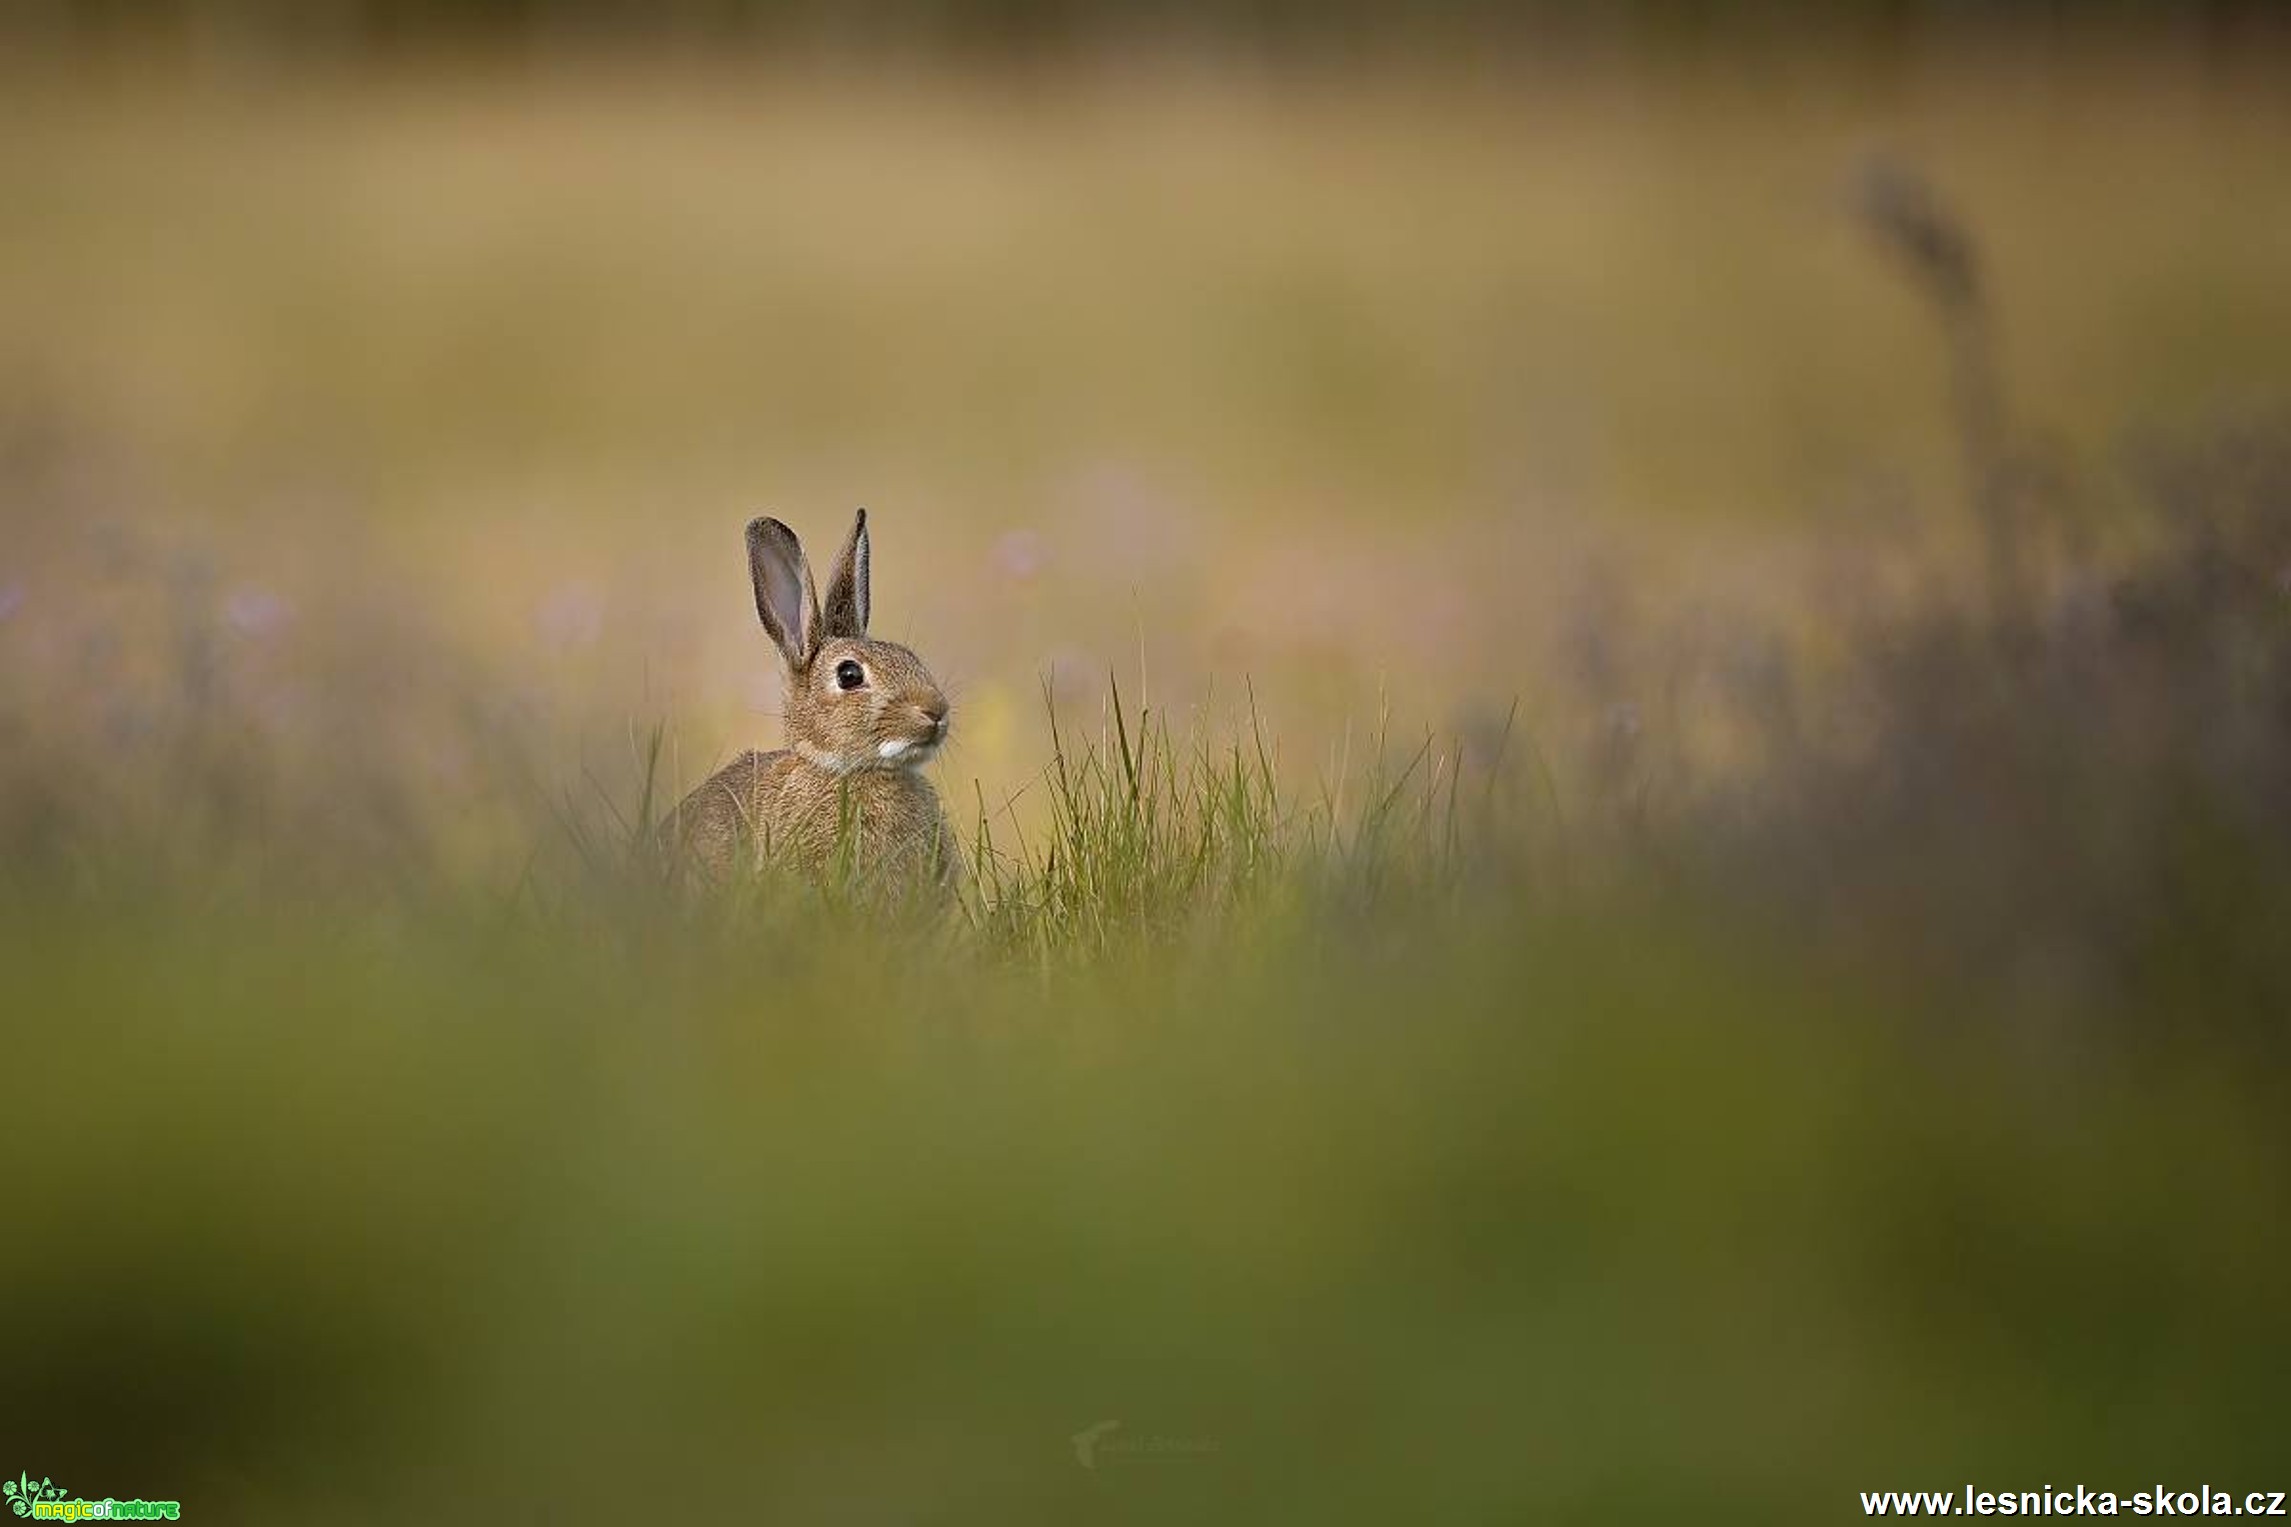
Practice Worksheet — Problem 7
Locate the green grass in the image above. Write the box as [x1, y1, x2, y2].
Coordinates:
[962, 677, 1469, 959]
[3, 680, 2286, 1523]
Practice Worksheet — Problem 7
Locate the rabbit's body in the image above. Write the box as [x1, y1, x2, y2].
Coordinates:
[673, 744, 953, 885]
[665, 509, 957, 889]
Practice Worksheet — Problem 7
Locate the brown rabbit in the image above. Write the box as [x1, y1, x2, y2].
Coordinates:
[666, 510, 956, 889]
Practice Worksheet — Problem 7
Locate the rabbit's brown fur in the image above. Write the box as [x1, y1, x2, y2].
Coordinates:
[666, 511, 956, 888]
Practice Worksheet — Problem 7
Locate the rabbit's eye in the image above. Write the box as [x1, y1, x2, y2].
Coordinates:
[834, 659, 866, 691]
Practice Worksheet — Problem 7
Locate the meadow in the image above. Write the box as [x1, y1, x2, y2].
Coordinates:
[2, 42, 2290, 1521]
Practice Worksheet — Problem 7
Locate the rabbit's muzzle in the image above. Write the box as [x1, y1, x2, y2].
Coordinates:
[878, 701, 949, 765]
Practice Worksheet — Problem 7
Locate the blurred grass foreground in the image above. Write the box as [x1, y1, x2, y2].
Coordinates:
[4, 8, 2291, 1522]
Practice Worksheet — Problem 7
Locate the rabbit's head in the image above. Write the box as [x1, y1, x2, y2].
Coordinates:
[745, 509, 951, 774]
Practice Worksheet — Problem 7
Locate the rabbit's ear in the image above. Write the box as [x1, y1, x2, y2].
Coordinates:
[746, 516, 819, 666]
[818, 507, 870, 639]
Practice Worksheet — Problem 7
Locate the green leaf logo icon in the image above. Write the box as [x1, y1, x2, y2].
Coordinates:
[4, 1475, 64, 1517]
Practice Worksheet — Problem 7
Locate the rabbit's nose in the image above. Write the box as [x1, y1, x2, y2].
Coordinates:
[921, 696, 949, 728]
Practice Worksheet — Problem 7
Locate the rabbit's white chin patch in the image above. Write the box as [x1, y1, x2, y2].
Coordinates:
[878, 737, 937, 765]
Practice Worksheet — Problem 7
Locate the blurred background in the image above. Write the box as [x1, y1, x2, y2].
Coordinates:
[2, 3, 2288, 1522]
[6, 0, 2287, 832]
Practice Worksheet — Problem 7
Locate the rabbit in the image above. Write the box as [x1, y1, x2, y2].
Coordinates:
[666, 509, 957, 890]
